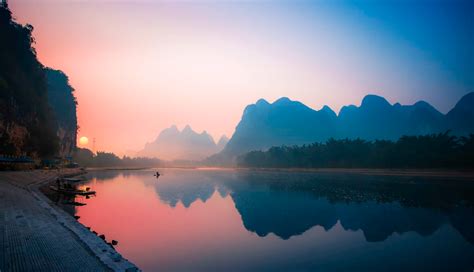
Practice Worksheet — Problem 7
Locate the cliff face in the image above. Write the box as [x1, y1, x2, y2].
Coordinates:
[0, 4, 59, 157]
[0, 4, 77, 158]
[45, 68, 78, 157]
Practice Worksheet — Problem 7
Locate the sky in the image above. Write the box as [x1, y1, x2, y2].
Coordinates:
[9, 0, 474, 155]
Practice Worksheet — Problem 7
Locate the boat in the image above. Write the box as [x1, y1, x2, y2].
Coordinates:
[61, 177, 84, 183]
[62, 201, 87, 206]
[49, 186, 96, 196]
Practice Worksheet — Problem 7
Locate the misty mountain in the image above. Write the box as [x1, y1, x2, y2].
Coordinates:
[222, 97, 337, 156]
[216, 92, 474, 161]
[217, 135, 229, 151]
[338, 95, 446, 140]
[446, 92, 474, 135]
[137, 125, 227, 161]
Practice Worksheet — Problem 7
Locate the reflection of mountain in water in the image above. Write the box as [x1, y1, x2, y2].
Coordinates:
[231, 188, 448, 241]
[154, 171, 229, 208]
[227, 172, 474, 243]
[108, 170, 474, 244]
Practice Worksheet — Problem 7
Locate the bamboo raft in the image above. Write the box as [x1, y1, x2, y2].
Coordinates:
[49, 186, 96, 196]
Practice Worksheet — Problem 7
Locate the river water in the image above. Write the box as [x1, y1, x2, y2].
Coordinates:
[70, 169, 474, 271]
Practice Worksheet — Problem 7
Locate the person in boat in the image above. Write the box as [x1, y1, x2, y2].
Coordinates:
[155, 171, 160, 178]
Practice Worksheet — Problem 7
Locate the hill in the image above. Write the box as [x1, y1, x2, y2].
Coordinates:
[137, 125, 227, 161]
[213, 92, 473, 164]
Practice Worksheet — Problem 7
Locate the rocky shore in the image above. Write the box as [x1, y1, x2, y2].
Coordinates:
[0, 169, 139, 271]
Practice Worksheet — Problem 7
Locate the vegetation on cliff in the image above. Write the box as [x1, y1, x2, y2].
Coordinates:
[0, 3, 58, 157]
[0, 3, 77, 158]
[45, 68, 78, 157]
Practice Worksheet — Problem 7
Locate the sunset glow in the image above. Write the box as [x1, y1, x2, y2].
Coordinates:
[2, 1, 474, 270]
[79, 136, 89, 146]
[9, 0, 473, 154]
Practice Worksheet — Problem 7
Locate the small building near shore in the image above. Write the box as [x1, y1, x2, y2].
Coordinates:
[0, 155, 35, 170]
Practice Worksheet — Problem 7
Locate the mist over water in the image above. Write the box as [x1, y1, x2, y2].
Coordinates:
[73, 169, 474, 271]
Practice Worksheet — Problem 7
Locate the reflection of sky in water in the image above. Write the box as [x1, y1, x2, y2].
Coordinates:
[76, 169, 474, 272]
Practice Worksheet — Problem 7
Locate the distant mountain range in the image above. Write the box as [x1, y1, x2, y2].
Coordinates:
[211, 92, 474, 163]
[137, 125, 228, 161]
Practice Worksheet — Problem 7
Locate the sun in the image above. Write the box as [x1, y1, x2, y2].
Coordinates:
[79, 136, 89, 146]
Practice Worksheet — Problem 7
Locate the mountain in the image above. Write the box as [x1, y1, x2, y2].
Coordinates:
[222, 97, 337, 157]
[0, 4, 57, 157]
[216, 135, 229, 151]
[0, 4, 78, 158]
[137, 125, 226, 161]
[215, 93, 473, 163]
[338, 95, 445, 140]
[446, 92, 474, 135]
[45, 68, 78, 157]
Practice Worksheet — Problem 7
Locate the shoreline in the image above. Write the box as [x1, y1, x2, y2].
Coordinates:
[233, 167, 474, 179]
[81, 165, 474, 179]
[83, 165, 474, 179]
[32, 170, 140, 271]
[0, 169, 139, 271]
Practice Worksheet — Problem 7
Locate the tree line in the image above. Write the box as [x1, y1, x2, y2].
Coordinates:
[73, 148, 162, 168]
[237, 132, 474, 169]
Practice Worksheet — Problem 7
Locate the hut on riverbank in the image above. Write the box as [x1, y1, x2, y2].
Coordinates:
[0, 155, 35, 170]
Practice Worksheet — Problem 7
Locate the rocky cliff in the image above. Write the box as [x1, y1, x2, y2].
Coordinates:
[45, 68, 78, 158]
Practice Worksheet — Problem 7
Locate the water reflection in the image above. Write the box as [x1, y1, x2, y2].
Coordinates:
[154, 171, 223, 207]
[147, 170, 474, 243]
[75, 169, 474, 271]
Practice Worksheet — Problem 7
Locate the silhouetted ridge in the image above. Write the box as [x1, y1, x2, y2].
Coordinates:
[217, 97, 337, 161]
[321, 105, 337, 117]
[0, 4, 81, 158]
[45, 68, 78, 157]
[138, 125, 225, 161]
[360, 94, 391, 108]
[0, 4, 78, 158]
[211, 93, 474, 165]
[273, 97, 292, 105]
[256, 98, 270, 106]
[447, 92, 474, 135]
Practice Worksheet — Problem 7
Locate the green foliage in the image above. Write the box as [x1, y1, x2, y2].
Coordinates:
[238, 132, 474, 169]
[0, 4, 59, 157]
[45, 68, 77, 130]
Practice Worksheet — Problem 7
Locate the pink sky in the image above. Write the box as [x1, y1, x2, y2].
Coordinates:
[10, 1, 470, 155]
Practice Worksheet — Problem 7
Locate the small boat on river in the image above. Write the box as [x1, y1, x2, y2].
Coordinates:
[62, 201, 87, 206]
[61, 177, 84, 183]
[49, 186, 96, 196]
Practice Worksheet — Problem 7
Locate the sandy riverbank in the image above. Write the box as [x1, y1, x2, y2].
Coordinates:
[0, 169, 139, 271]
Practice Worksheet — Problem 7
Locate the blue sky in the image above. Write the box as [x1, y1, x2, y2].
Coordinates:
[11, 0, 474, 153]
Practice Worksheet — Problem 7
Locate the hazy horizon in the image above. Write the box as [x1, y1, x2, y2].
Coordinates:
[10, 0, 473, 155]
